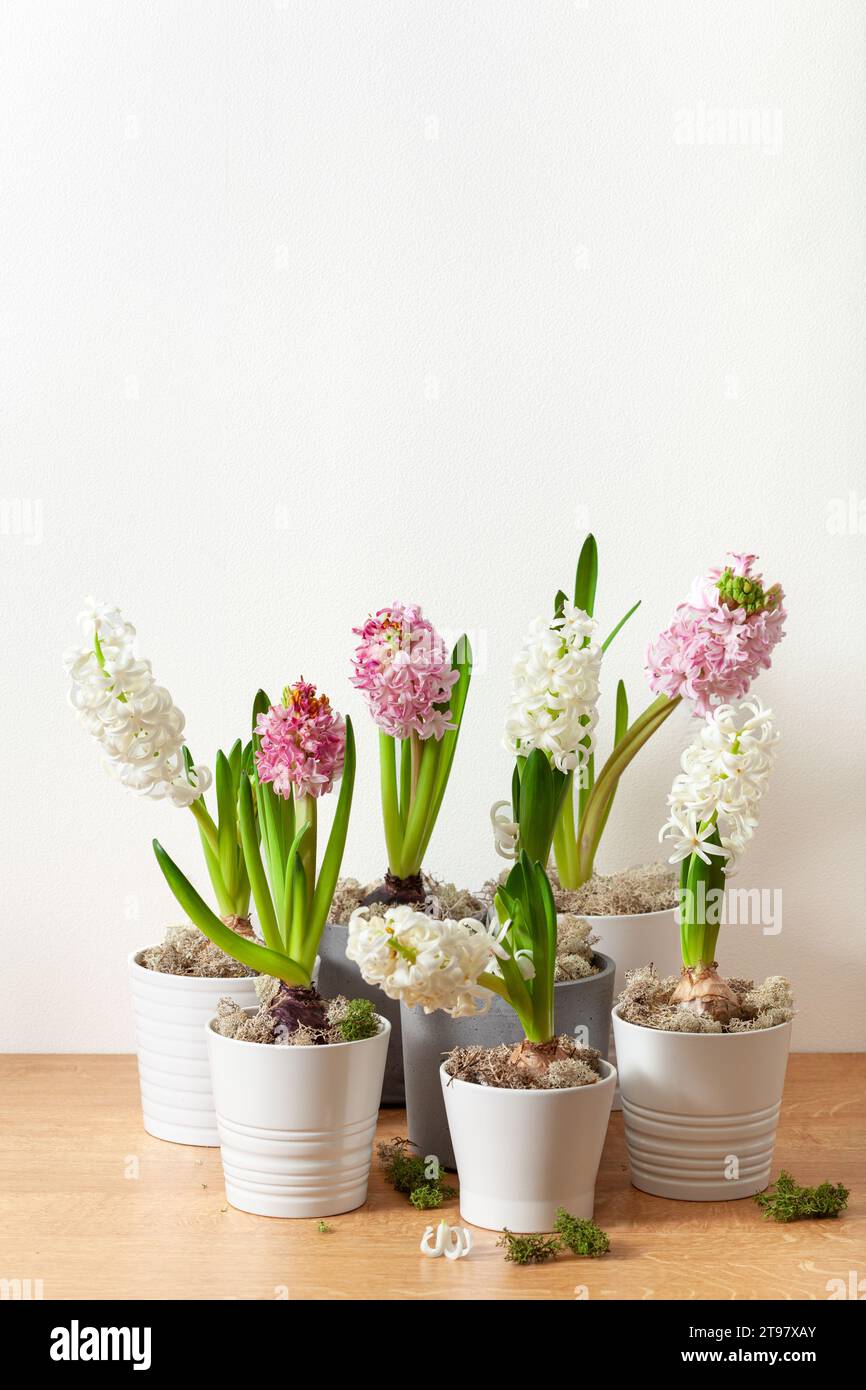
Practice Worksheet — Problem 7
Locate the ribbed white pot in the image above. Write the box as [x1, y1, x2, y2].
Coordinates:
[128, 948, 319, 1147]
[440, 1060, 616, 1231]
[583, 907, 678, 1109]
[612, 1007, 792, 1201]
[129, 950, 259, 1146]
[206, 1013, 390, 1218]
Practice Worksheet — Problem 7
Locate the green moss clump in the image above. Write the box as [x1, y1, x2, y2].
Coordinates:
[498, 1208, 611, 1265]
[754, 1171, 849, 1223]
[338, 997, 379, 1042]
[409, 1184, 447, 1211]
[497, 1230, 561, 1265]
[378, 1137, 428, 1194]
[377, 1138, 456, 1207]
[553, 1207, 610, 1256]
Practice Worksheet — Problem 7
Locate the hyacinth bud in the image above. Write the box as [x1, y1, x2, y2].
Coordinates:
[716, 566, 782, 614]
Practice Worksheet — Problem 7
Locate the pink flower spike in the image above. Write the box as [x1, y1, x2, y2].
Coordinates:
[351, 602, 458, 740]
[646, 554, 786, 717]
[254, 681, 346, 799]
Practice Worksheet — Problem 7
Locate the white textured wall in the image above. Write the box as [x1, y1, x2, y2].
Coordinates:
[1, 2, 864, 1051]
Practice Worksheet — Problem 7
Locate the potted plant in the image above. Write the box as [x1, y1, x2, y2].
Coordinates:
[65, 599, 262, 1145]
[612, 695, 794, 1201]
[316, 601, 474, 1104]
[349, 834, 615, 1232]
[495, 542, 787, 1105]
[399, 575, 617, 1166]
[155, 679, 391, 1219]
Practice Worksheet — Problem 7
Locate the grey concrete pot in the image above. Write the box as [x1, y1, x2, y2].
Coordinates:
[401, 951, 616, 1170]
[316, 922, 405, 1106]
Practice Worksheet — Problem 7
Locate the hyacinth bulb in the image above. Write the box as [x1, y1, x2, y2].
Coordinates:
[672, 965, 740, 1025]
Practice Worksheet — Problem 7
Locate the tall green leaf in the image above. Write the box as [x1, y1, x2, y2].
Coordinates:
[401, 735, 441, 871]
[152, 839, 307, 984]
[237, 773, 280, 952]
[378, 731, 403, 876]
[518, 749, 555, 865]
[281, 820, 311, 950]
[417, 636, 473, 862]
[215, 750, 238, 901]
[308, 717, 357, 955]
[574, 534, 598, 617]
[227, 738, 243, 791]
[593, 679, 630, 845]
[601, 599, 641, 653]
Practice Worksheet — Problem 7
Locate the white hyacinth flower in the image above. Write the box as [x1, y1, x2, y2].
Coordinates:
[65, 598, 210, 807]
[490, 799, 519, 860]
[660, 698, 778, 873]
[504, 601, 602, 774]
[347, 904, 512, 1018]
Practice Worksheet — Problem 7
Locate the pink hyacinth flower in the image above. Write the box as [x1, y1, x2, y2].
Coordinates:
[351, 601, 459, 740]
[254, 680, 346, 799]
[646, 553, 786, 717]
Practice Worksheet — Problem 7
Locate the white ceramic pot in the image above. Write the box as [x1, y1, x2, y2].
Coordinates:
[440, 1059, 616, 1231]
[206, 1012, 390, 1218]
[129, 950, 260, 1146]
[583, 906, 678, 1109]
[128, 948, 318, 1147]
[612, 1007, 792, 1201]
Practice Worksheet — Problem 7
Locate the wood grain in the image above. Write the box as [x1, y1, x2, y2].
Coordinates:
[0, 1054, 862, 1300]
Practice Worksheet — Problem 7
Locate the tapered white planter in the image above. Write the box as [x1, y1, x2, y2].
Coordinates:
[129, 948, 318, 1147]
[207, 1012, 390, 1218]
[613, 1007, 792, 1201]
[441, 1059, 616, 1231]
[129, 950, 260, 1146]
[403, 954, 615, 1171]
[583, 907, 678, 1109]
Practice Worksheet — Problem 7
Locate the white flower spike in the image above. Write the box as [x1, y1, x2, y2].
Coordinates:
[420, 1220, 472, 1260]
[660, 698, 779, 873]
[504, 601, 602, 774]
[65, 598, 210, 807]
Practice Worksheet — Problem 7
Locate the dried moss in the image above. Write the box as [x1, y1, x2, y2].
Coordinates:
[754, 1171, 849, 1223]
[327, 874, 484, 924]
[327, 878, 368, 924]
[617, 965, 795, 1034]
[498, 1208, 610, 1263]
[211, 995, 276, 1043]
[445, 1038, 602, 1090]
[422, 873, 484, 921]
[543, 1058, 600, 1089]
[551, 862, 678, 917]
[140, 924, 252, 979]
[555, 915, 600, 982]
[211, 987, 382, 1047]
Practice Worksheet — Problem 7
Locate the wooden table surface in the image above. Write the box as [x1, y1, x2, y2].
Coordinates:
[1, 1054, 862, 1301]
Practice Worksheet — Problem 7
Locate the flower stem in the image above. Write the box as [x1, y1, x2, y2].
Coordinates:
[379, 733, 404, 876]
[401, 737, 441, 874]
[553, 784, 580, 888]
[294, 794, 317, 914]
[188, 797, 219, 855]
